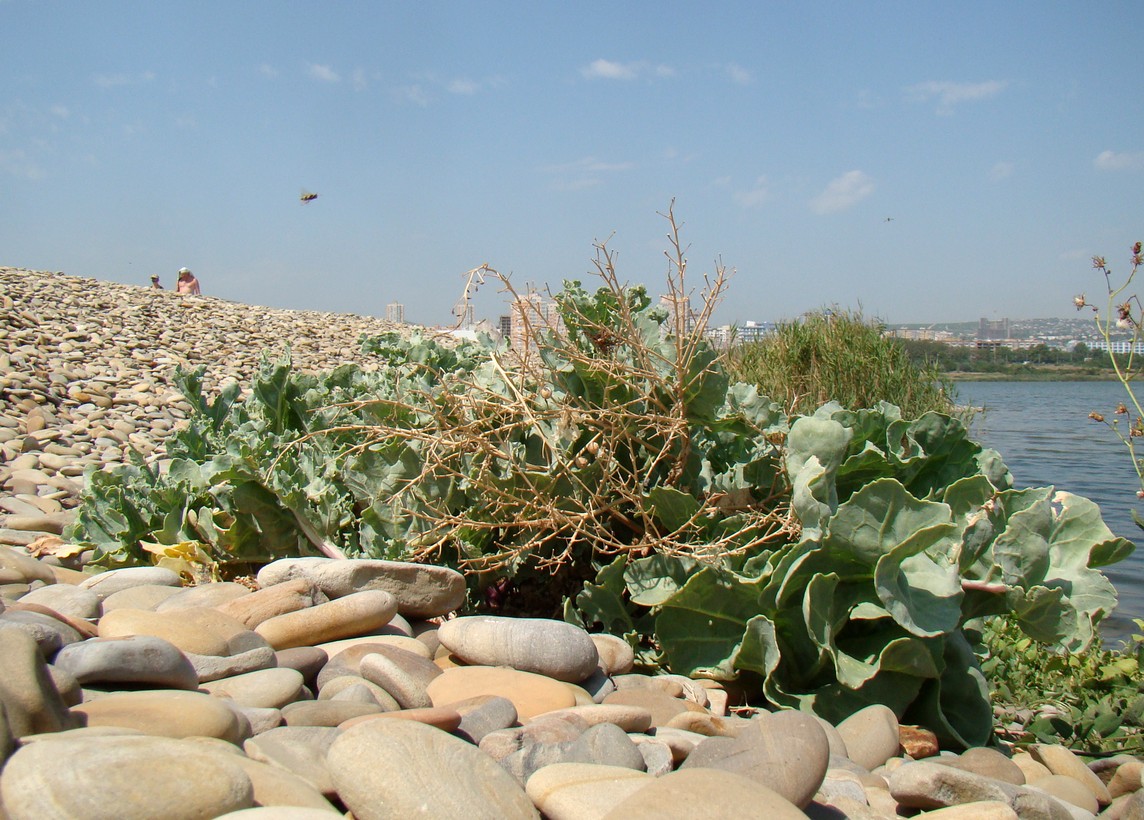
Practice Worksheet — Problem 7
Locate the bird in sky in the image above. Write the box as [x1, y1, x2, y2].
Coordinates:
[884, 217, 894, 222]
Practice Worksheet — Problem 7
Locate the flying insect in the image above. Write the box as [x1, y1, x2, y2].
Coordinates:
[300, 190, 319, 204]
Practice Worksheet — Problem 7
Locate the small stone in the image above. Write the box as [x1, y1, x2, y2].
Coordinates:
[154, 581, 251, 611]
[539, 704, 654, 734]
[448, 694, 519, 744]
[591, 633, 635, 675]
[898, 724, 940, 759]
[937, 747, 1025, 785]
[835, 704, 900, 770]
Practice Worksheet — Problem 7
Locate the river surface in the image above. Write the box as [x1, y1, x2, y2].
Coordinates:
[955, 380, 1143, 644]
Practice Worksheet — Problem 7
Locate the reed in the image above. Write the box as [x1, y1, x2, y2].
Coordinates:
[727, 308, 956, 418]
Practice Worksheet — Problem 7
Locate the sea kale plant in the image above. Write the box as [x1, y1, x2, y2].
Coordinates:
[67, 207, 1135, 748]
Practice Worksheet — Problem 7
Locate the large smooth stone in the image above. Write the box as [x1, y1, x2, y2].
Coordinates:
[256, 557, 465, 618]
[255, 590, 398, 649]
[429, 665, 577, 721]
[70, 689, 247, 744]
[358, 645, 441, 709]
[602, 768, 808, 819]
[0, 545, 56, 585]
[187, 738, 340, 813]
[835, 704, 900, 770]
[18, 583, 101, 619]
[526, 762, 652, 819]
[77, 566, 181, 600]
[889, 760, 1073, 818]
[0, 609, 82, 656]
[216, 578, 327, 630]
[53, 635, 199, 689]
[97, 608, 231, 656]
[0, 734, 254, 819]
[328, 716, 539, 819]
[155, 581, 252, 611]
[0, 628, 74, 737]
[681, 709, 828, 809]
[437, 616, 599, 682]
[243, 726, 342, 797]
[187, 645, 278, 684]
[1029, 743, 1112, 806]
[202, 667, 306, 709]
[100, 583, 183, 613]
[601, 688, 706, 728]
[281, 700, 383, 727]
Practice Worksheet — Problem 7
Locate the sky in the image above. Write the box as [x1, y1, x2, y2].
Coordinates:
[2, 2, 1142, 328]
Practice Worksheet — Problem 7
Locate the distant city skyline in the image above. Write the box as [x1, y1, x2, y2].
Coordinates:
[3, 3, 1141, 326]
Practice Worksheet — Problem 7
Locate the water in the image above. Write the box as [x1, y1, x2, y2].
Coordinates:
[955, 380, 1144, 644]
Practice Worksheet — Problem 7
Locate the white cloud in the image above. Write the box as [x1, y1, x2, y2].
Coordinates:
[1095, 150, 1144, 171]
[810, 170, 875, 214]
[726, 64, 752, 85]
[0, 148, 42, 180]
[352, 68, 368, 91]
[447, 78, 479, 95]
[394, 84, 430, 107]
[258, 63, 278, 79]
[93, 71, 155, 89]
[582, 59, 637, 80]
[580, 58, 673, 81]
[990, 161, 1014, 181]
[734, 176, 769, 208]
[307, 64, 340, 83]
[543, 155, 632, 191]
[50, 105, 69, 119]
[906, 80, 1007, 115]
[543, 156, 634, 174]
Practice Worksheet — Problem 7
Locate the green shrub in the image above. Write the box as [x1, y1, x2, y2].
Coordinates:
[728, 309, 956, 418]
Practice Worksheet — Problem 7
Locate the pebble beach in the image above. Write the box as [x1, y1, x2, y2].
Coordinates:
[2, 268, 1143, 818]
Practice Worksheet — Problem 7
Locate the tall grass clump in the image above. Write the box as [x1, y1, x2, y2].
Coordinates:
[728, 309, 956, 418]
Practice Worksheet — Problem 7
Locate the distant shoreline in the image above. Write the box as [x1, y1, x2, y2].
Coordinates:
[947, 368, 1121, 382]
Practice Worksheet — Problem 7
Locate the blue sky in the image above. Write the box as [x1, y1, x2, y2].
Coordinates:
[3, 2, 1142, 327]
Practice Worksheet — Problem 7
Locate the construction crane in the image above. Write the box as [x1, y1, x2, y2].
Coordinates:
[452, 264, 493, 330]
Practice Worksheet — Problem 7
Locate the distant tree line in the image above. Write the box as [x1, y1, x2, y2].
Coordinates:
[899, 339, 1128, 375]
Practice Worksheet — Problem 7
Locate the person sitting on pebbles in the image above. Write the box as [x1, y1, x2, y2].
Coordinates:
[175, 267, 201, 295]
[149, 274, 163, 290]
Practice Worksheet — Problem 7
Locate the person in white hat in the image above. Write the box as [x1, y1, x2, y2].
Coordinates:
[149, 274, 163, 290]
[175, 267, 201, 295]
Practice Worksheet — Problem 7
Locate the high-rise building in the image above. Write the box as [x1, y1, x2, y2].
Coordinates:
[659, 293, 695, 334]
[498, 314, 512, 339]
[978, 317, 1010, 340]
[509, 292, 561, 351]
[385, 301, 405, 324]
